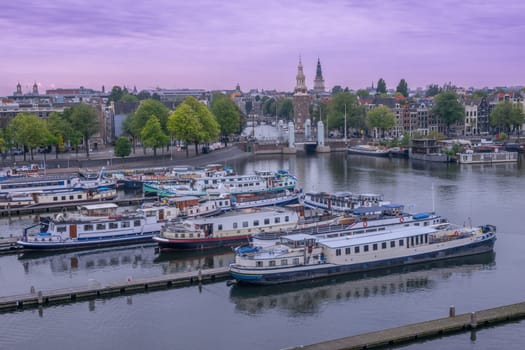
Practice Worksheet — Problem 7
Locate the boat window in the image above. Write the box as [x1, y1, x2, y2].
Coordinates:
[399, 239, 404, 246]
[242, 221, 249, 228]
[269, 260, 276, 267]
[53, 196, 58, 201]
[256, 261, 263, 267]
[411, 236, 414, 246]
[109, 222, 118, 229]
[382, 242, 387, 249]
[281, 259, 288, 265]
[373, 243, 378, 251]
[264, 218, 270, 225]
[61, 196, 66, 200]
[121, 221, 130, 228]
[69, 195, 74, 200]
[354, 246, 360, 253]
[77, 195, 82, 199]
[84, 224, 93, 231]
[96, 223, 105, 230]
[345, 247, 351, 255]
[233, 222, 238, 229]
[274, 217, 281, 223]
[425, 234, 428, 243]
[57, 226, 67, 233]
[134, 220, 141, 227]
[218, 224, 223, 231]
[390, 241, 395, 248]
[285, 216, 289, 222]
[253, 220, 259, 226]
[336, 249, 341, 256]
[364, 245, 369, 252]
[293, 258, 300, 265]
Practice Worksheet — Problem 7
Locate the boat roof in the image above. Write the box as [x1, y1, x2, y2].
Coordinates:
[79, 203, 118, 210]
[0, 174, 76, 184]
[281, 233, 316, 241]
[321, 226, 437, 248]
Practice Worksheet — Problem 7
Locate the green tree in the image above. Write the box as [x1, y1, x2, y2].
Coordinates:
[432, 91, 464, 135]
[167, 103, 203, 158]
[327, 92, 364, 133]
[426, 84, 440, 97]
[109, 86, 124, 103]
[472, 89, 488, 99]
[130, 99, 169, 151]
[490, 101, 525, 135]
[277, 98, 294, 120]
[184, 97, 220, 154]
[331, 85, 343, 95]
[114, 136, 132, 157]
[365, 105, 397, 138]
[141, 115, 169, 156]
[9, 113, 53, 161]
[136, 90, 152, 100]
[211, 93, 241, 146]
[376, 78, 387, 95]
[120, 94, 139, 103]
[68, 104, 99, 158]
[356, 89, 370, 98]
[396, 79, 409, 98]
[47, 112, 71, 158]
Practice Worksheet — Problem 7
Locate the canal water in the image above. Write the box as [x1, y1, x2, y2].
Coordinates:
[1, 153, 525, 350]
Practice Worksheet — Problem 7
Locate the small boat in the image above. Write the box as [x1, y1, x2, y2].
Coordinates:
[303, 191, 387, 213]
[231, 189, 302, 209]
[348, 145, 390, 157]
[229, 222, 497, 285]
[17, 203, 179, 251]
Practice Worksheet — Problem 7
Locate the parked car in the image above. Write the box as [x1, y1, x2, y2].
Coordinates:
[12, 148, 24, 155]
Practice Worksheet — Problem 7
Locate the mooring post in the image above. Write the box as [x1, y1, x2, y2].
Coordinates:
[37, 291, 43, 305]
[449, 305, 455, 317]
[470, 312, 477, 329]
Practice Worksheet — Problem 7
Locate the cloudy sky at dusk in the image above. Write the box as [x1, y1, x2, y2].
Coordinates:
[1, 0, 523, 96]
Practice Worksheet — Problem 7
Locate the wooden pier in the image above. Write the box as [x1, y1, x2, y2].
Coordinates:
[0, 267, 230, 312]
[289, 302, 525, 350]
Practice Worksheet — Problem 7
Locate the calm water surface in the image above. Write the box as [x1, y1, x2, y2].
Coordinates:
[1, 153, 525, 350]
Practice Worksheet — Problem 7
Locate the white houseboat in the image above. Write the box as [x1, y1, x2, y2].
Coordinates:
[303, 191, 388, 213]
[229, 222, 496, 285]
[18, 203, 178, 251]
[457, 149, 518, 164]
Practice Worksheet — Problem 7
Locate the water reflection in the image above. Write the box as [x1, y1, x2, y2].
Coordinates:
[229, 252, 495, 316]
[154, 248, 234, 274]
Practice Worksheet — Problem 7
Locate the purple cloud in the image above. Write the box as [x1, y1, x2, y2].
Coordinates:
[1, 0, 523, 96]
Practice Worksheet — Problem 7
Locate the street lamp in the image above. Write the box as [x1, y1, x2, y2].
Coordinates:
[344, 104, 347, 145]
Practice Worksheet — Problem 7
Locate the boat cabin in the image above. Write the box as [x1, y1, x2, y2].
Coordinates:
[78, 203, 118, 217]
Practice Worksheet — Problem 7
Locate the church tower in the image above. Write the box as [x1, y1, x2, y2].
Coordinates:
[313, 58, 325, 93]
[293, 57, 310, 131]
[15, 82, 22, 95]
[32, 82, 39, 95]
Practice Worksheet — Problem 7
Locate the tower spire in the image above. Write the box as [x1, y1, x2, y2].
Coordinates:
[313, 58, 325, 93]
[294, 56, 307, 94]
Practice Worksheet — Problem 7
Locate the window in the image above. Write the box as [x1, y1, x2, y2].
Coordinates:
[415, 236, 419, 245]
[256, 261, 263, 267]
[121, 221, 130, 228]
[253, 220, 259, 226]
[345, 247, 351, 255]
[134, 220, 141, 227]
[218, 224, 223, 230]
[264, 218, 270, 225]
[53, 196, 58, 201]
[354, 246, 360, 253]
[77, 195, 82, 199]
[390, 241, 395, 248]
[424, 234, 428, 243]
[281, 259, 288, 265]
[411, 236, 414, 246]
[61, 196, 66, 200]
[399, 239, 404, 246]
[84, 224, 93, 231]
[233, 222, 238, 229]
[373, 243, 378, 251]
[56, 226, 67, 233]
[96, 223, 105, 230]
[109, 222, 118, 229]
[364, 245, 369, 252]
[285, 216, 289, 222]
[336, 249, 341, 256]
[69, 195, 74, 200]
[293, 258, 300, 264]
[382, 242, 387, 249]
[274, 217, 281, 224]
[242, 221, 249, 228]
[269, 260, 276, 267]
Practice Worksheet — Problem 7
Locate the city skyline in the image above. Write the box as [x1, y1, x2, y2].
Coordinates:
[2, 0, 524, 96]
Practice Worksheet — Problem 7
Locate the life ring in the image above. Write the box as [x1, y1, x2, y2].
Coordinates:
[363, 221, 368, 228]
[400, 217, 404, 223]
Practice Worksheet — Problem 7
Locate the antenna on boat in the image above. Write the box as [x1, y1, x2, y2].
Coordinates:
[431, 182, 435, 213]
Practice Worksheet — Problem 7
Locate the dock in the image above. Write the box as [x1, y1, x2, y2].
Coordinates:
[288, 302, 525, 350]
[0, 267, 230, 312]
[0, 196, 148, 217]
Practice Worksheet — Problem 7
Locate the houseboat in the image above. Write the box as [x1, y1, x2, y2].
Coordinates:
[229, 222, 497, 285]
[457, 149, 518, 164]
[153, 205, 341, 250]
[17, 203, 178, 251]
[409, 139, 450, 162]
[231, 189, 302, 209]
[303, 191, 388, 213]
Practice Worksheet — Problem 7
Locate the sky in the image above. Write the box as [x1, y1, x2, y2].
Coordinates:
[1, 0, 524, 96]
